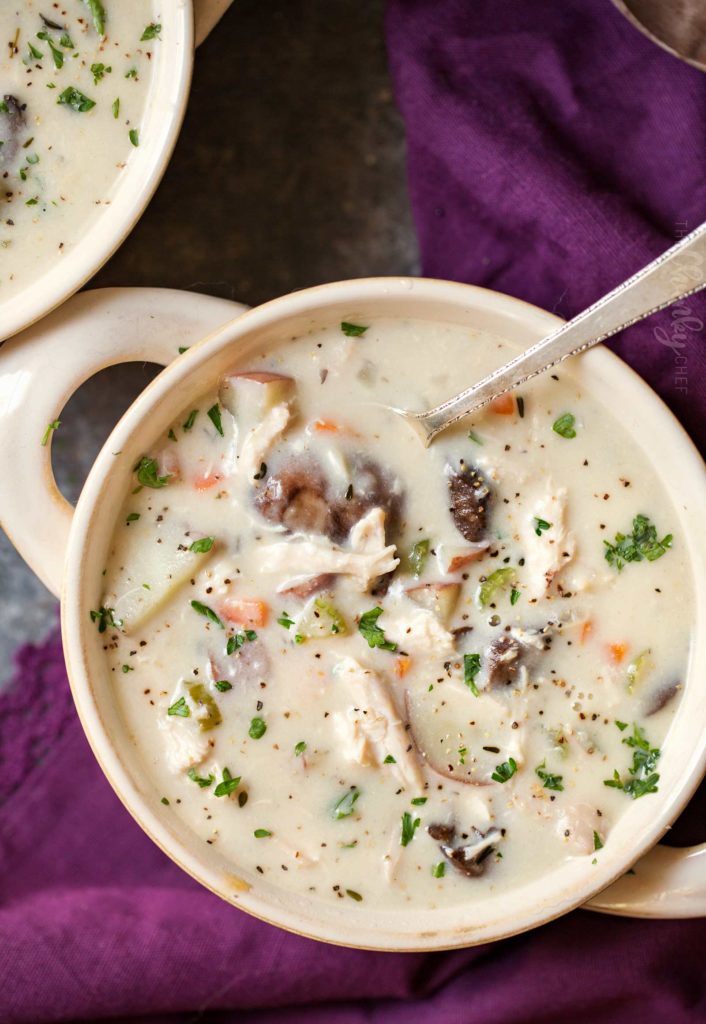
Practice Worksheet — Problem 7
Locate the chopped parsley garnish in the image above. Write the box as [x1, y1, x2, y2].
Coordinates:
[340, 321, 368, 337]
[408, 538, 430, 577]
[468, 430, 483, 444]
[332, 788, 360, 820]
[129, 128, 139, 147]
[552, 412, 576, 439]
[183, 409, 198, 430]
[58, 87, 96, 113]
[89, 606, 123, 633]
[358, 607, 397, 652]
[227, 630, 257, 655]
[604, 514, 672, 571]
[294, 741, 307, 757]
[207, 403, 224, 436]
[91, 62, 111, 84]
[84, 0, 106, 36]
[160, 797, 169, 805]
[400, 811, 421, 847]
[277, 613, 295, 629]
[615, 720, 628, 732]
[167, 429, 177, 442]
[178, 346, 190, 355]
[112, 98, 120, 119]
[254, 828, 272, 838]
[346, 889, 363, 901]
[535, 761, 564, 791]
[126, 512, 140, 523]
[189, 536, 215, 554]
[477, 567, 517, 607]
[491, 758, 518, 783]
[125, 67, 138, 79]
[41, 419, 60, 446]
[214, 767, 241, 798]
[534, 517, 552, 536]
[134, 456, 171, 489]
[214, 680, 232, 692]
[463, 653, 482, 696]
[383, 754, 396, 764]
[36, 32, 65, 69]
[510, 588, 521, 605]
[411, 797, 427, 806]
[121, 664, 133, 673]
[248, 717, 267, 740]
[187, 768, 214, 788]
[593, 831, 604, 851]
[141, 23, 162, 41]
[190, 600, 224, 629]
[167, 696, 190, 718]
[432, 862, 446, 878]
[28, 42, 44, 61]
[604, 723, 660, 799]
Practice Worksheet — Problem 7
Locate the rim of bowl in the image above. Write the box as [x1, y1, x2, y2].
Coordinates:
[0, 2, 194, 343]
[62, 277, 706, 950]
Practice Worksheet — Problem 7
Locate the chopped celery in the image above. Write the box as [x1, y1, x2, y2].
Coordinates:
[187, 683, 222, 731]
[477, 567, 517, 607]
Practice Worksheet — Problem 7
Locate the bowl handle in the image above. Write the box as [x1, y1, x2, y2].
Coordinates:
[0, 288, 246, 599]
[193, 0, 234, 47]
[585, 842, 706, 918]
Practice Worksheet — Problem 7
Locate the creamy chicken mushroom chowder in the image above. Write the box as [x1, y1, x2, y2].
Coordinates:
[1, 1, 156, 300]
[97, 318, 689, 911]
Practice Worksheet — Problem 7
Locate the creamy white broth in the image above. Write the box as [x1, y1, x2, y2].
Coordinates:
[99, 318, 690, 910]
[1, 1, 156, 300]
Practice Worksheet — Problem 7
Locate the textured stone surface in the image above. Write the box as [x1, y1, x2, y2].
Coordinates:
[0, 0, 418, 684]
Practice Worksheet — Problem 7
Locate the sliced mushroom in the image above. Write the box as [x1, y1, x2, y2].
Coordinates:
[447, 462, 491, 542]
[486, 635, 524, 688]
[279, 573, 335, 599]
[645, 680, 681, 717]
[0, 95, 26, 171]
[427, 823, 502, 877]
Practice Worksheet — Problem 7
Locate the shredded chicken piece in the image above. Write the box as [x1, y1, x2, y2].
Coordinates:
[160, 718, 210, 774]
[521, 482, 576, 600]
[557, 803, 606, 855]
[333, 656, 424, 790]
[382, 598, 456, 659]
[239, 403, 291, 481]
[262, 507, 399, 592]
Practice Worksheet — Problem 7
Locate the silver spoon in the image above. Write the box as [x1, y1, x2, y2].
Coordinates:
[393, 221, 706, 447]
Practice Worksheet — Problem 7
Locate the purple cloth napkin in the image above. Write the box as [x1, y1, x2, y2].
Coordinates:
[2, 2, 706, 1021]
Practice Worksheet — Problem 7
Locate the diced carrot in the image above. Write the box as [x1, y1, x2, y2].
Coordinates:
[580, 620, 593, 644]
[393, 656, 412, 679]
[308, 418, 357, 436]
[608, 643, 628, 665]
[489, 393, 515, 415]
[194, 471, 223, 491]
[221, 598, 269, 628]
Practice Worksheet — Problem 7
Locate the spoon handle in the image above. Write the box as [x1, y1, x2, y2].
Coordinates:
[414, 221, 706, 446]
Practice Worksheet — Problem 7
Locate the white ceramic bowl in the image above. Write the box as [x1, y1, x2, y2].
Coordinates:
[0, 1, 231, 344]
[1, 281, 705, 949]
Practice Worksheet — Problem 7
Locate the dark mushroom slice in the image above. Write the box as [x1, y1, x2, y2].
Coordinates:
[254, 456, 335, 536]
[279, 573, 336, 600]
[0, 95, 27, 171]
[427, 823, 502, 878]
[447, 461, 491, 542]
[330, 457, 402, 544]
[645, 680, 681, 717]
[486, 635, 524, 689]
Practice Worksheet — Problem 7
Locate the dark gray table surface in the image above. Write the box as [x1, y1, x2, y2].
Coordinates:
[0, 0, 418, 684]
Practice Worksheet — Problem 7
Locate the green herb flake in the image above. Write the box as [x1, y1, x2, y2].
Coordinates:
[133, 456, 171, 489]
[340, 321, 368, 337]
[463, 652, 482, 696]
[604, 723, 660, 799]
[593, 831, 604, 851]
[167, 696, 190, 718]
[125, 67, 138, 80]
[121, 664, 133, 673]
[160, 796, 169, 805]
[294, 741, 307, 757]
[167, 429, 177, 443]
[408, 538, 430, 577]
[358, 607, 397, 652]
[128, 128, 139, 147]
[477, 567, 517, 608]
[57, 87, 96, 113]
[400, 811, 421, 847]
[552, 412, 577, 439]
[190, 600, 224, 629]
[615, 720, 628, 732]
[468, 430, 483, 445]
[254, 828, 272, 838]
[332, 788, 360, 820]
[383, 754, 397, 764]
[189, 536, 215, 554]
[90, 62, 110, 84]
[41, 419, 60, 446]
[346, 888, 363, 901]
[178, 346, 190, 354]
[183, 409, 198, 431]
[510, 588, 521, 605]
[534, 517, 552, 536]
[432, 861, 446, 878]
[207, 403, 224, 436]
[126, 512, 140, 524]
[89, 606, 123, 634]
[112, 98, 120, 119]
[84, 0, 106, 36]
[277, 613, 295, 629]
[214, 680, 232, 692]
[28, 42, 44, 61]
[535, 761, 564, 791]
[214, 767, 241, 798]
[411, 797, 427, 806]
[187, 767, 214, 788]
[604, 514, 673, 572]
[141, 23, 162, 41]
[248, 717, 267, 740]
[491, 757, 518, 784]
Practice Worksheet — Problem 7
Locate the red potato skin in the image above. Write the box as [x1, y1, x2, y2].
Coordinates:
[403, 690, 492, 787]
[279, 574, 336, 599]
[230, 371, 294, 384]
[441, 546, 488, 573]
